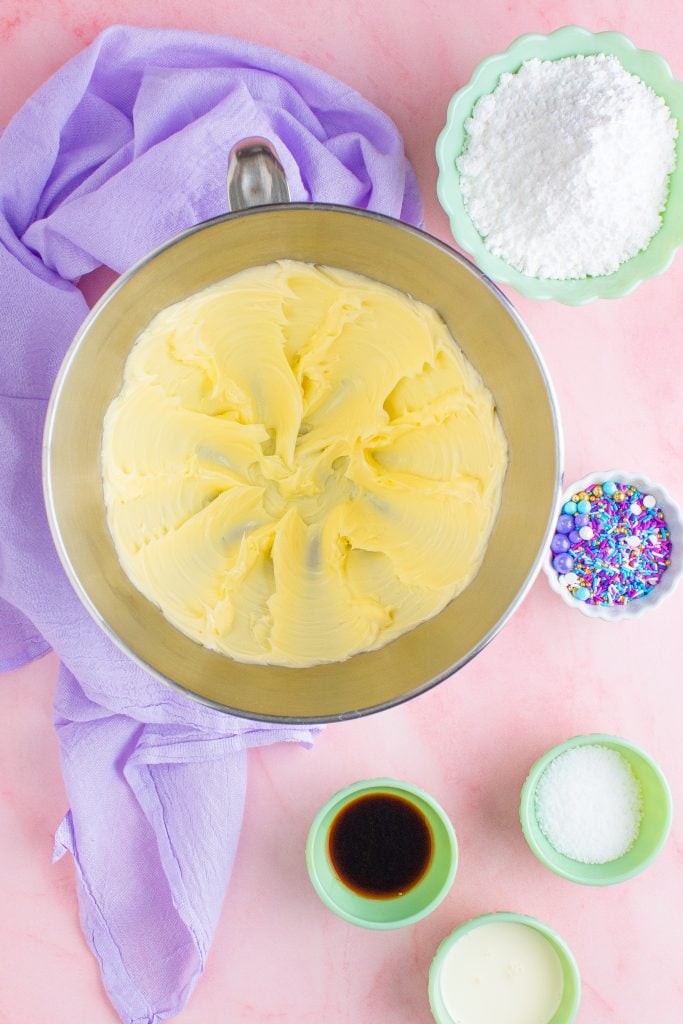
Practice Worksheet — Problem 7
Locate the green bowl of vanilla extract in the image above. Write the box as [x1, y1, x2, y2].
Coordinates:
[306, 777, 458, 929]
[305, 778, 456, 933]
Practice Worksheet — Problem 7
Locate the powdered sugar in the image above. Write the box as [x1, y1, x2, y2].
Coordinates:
[457, 54, 678, 279]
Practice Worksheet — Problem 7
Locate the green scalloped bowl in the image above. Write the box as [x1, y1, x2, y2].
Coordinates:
[436, 26, 683, 304]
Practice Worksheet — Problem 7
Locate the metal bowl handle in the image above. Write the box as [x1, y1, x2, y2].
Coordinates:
[227, 138, 291, 212]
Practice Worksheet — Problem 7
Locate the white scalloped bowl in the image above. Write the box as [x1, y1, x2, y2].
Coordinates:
[542, 471, 683, 620]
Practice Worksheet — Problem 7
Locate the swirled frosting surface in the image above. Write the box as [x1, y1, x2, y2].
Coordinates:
[102, 261, 507, 667]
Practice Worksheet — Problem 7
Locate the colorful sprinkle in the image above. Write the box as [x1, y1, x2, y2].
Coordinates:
[556, 514, 575, 534]
[563, 500, 578, 515]
[577, 499, 591, 514]
[553, 553, 575, 574]
[550, 480, 672, 606]
[551, 533, 571, 554]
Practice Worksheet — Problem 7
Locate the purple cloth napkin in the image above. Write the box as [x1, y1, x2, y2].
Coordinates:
[0, 25, 422, 1024]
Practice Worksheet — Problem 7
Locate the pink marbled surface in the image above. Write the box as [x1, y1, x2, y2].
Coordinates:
[1, 1, 682, 1022]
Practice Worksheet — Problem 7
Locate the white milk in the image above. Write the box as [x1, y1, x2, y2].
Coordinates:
[439, 921, 564, 1024]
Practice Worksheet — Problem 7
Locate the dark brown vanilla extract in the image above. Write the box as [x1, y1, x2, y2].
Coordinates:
[328, 792, 433, 899]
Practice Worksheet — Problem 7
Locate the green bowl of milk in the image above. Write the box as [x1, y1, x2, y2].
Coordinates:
[428, 912, 580, 1024]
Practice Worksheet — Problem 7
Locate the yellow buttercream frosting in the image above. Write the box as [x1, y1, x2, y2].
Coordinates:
[102, 261, 507, 667]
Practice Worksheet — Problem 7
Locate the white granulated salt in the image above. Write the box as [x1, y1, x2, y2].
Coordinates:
[457, 54, 678, 279]
[535, 744, 643, 864]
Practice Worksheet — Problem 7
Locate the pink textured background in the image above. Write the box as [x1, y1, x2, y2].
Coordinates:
[1, 2, 682, 1022]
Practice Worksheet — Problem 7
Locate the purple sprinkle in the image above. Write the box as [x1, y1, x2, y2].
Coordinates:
[551, 533, 571, 554]
[553, 552, 575, 574]
[556, 514, 575, 534]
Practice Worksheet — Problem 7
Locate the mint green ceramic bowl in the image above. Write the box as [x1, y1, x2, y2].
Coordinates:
[520, 734, 673, 885]
[306, 778, 457, 929]
[428, 912, 581, 1024]
[436, 26, 683, 304]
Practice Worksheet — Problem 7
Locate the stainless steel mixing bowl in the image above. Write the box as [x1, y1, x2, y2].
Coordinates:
[43, 142, 561, 723]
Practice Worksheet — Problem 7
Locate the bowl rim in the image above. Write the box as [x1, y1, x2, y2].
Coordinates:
[42, 201, 563, 723]
[428, 910, 581, 1024]
[435, 24, 683, 305]
[305, 776, 458, 929]
[519, 732, 674, 885]
[542, 469, 683, 620]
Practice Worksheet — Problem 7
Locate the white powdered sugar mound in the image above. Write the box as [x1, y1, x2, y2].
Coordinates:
[457, 54, 679, 280]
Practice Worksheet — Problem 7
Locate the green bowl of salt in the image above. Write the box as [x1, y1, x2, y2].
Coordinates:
[520, 733, 672, 885]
